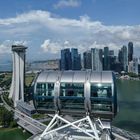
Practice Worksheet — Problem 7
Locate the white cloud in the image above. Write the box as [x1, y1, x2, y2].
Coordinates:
[0, 41, 11, 54]
[13, 40, 28, 46]
[0, 40, 28, 54]
[41, 39, 62, 54]
[54, 0, 81, 9]
[0, 10, 140, 56]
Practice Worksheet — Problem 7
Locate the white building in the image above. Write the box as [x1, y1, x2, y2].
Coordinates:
[9, 45, 27, 107]
[91, 48, 102, 71]
[128, 58, 138, 75]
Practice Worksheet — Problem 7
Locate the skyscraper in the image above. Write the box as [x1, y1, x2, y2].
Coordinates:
[128, 42, 133, 62]
[99, 49, 103, 65]
[83, 50, 92, 69]
[103, 47, 110, 70]
[118, 49, 123, 64]
[71, 48, 81, 70]
[122, 45, 128, 72]
[61, 48, 72, 70]
[61, 48, 81, 70]
[128, 58, 138, 74]
[91, 48, 103, 71]
[109, 50, 114, 56]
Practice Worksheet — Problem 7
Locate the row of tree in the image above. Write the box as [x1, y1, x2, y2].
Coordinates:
[0, 106, 17, 128]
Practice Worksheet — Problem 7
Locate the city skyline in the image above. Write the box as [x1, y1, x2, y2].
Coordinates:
[0, 0, 140, 63]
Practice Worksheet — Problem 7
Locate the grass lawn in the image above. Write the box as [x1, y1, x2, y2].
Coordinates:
[0, 128, 31, 140]
[25, 73, 35, 87]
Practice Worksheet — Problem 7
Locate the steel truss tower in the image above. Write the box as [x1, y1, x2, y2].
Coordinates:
[9, 45, 27, 107]
[39, 114, 113, 140]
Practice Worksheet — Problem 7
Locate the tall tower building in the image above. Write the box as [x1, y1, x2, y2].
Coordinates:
[128, 58, 138, 74]
[103, 47, 110, 70]
[61, 48, 72, 70]
[122, 45, 128, 72]
[118, 49, 123, 64]
[128, 42, 133, 62]
[9, 45, 27, 107]
[91, 48, 103, 71]
[71, 48, 81, 70]
[83, 50, 92, 69]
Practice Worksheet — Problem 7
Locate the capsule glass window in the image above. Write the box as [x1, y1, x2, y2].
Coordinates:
[60, 83, 84, 97]
[90, 83, 112, 98]
[36, 83, 54, 96]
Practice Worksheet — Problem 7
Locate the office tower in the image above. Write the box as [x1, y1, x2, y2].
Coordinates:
[128, 42, 133, 62]
[83, 50, 92, 69]
[109, 50, 114, 56]
[128, 58, 138, 74]
[77, 54, 81, 70]
[99, 49, 103, 65]
[9, 45, 27, 107]
[61, 48, 72, 70]
[103, 47, 110, 70]
[138, 64, 140, 74]
[122, 45, 128, 72]
[61, 48, 81, 70]
[71, 48, 81, 70]
[118, 49, 123, 64]
[91, 48, 103, 71]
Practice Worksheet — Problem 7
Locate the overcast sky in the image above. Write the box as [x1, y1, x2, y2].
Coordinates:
[0, 0, 140, 63]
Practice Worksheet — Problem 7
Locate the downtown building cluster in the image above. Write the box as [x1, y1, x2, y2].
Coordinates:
[60, 42, 140, 74]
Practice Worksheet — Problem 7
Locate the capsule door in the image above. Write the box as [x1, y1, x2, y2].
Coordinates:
[59, 82, 85, 115]
[34, 82, 55, 113]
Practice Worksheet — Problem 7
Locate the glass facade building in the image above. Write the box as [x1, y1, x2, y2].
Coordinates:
[33, 71, 117, 120]
[128, 42, 133, 62]
[104, 47, 110, 70]
[61, 48, 81, 70]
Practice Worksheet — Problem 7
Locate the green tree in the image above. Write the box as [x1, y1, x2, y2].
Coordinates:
[0, 107, 13, 127]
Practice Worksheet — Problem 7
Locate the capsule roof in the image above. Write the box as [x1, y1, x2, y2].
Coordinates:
[36, 71, 114, 83]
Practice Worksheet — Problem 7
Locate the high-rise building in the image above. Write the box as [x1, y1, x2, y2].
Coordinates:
[99, 49, 103, 65]
[61, 48, 81, 70]
[83, 50, 92, 69]
[71, 48, 81, 70]
[91, 48, 103, 71]
[128, 58, 138, 74]
[61, 48, 72, 70]
[122, 45, 128, 72]
[9, 45, 27, 107]
[128, 42, 133, 63]
[77, 54, 81, 70]
[109, 50, 114, 56]
[103, 47, 110, 70]
[118, 49, 123, 64]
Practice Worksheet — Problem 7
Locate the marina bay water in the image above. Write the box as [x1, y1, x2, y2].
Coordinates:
[113, 79, 140, 134]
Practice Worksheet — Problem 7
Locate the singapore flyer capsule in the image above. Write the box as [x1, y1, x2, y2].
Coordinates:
[33, 71, 117, 121]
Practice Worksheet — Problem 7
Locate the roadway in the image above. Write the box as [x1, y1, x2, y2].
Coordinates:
[0, 90, 47, 135]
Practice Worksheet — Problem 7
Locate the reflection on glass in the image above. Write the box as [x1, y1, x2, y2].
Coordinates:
[36, 83, 54, 96]
[34, 83, 55, 110]
[60, 83, 84, 111]
[91, 83, 112, 98]
[91, 83, 112, 112]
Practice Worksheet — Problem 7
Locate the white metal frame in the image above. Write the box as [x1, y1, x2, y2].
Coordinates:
[39, 114, 112, 140]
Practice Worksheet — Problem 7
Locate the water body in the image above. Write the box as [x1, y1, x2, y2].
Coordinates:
[0, 64, 12, 72]
[113, 79, 140, 134]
